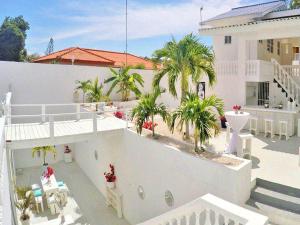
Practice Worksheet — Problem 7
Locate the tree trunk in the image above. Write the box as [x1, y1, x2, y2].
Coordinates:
[43, 150, 46, 165]
[180, 71, 189, 139]
[151, 114, 155, 137]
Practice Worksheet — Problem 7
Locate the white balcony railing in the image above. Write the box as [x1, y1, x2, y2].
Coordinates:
[136, 194, 268, 225]
[282, 65, 300, 77]
[215, 60, 273, 81]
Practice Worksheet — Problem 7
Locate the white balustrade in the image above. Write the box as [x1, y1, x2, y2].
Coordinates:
[136, 194, 268, 225]
[272, 59, 300, 106]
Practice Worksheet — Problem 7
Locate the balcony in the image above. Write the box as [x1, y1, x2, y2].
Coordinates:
[215, 60, 274, 82]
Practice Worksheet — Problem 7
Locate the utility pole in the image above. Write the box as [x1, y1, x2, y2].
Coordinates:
[125, 0, 128, 67]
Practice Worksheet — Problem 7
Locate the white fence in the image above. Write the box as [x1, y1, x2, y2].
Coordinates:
[136, 194, 268, 225]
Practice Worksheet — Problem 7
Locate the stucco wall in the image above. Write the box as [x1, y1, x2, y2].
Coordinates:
[0, 61, 180, 109]
[14, 144, 74, 169]
[74, 129, 251, 224]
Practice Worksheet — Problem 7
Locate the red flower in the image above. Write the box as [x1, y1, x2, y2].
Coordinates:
[114, 111, 124, 119]
[233, 105, 241, 111]
[142, 121, 158, 130]
[104, 164, 116, 182]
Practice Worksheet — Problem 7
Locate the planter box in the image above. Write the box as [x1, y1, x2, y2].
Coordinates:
[106, 181, 115, 189]
[64, 153, 72, 163]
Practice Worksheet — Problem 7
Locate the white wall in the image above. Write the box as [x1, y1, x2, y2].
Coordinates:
[0, 61, 180, 109]
[14, 144, 74, 169]
[74, 129, 251, 225]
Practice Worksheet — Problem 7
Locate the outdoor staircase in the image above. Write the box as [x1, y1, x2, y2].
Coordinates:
[271, 59, 300, 107]
[246, 178, 300, 225]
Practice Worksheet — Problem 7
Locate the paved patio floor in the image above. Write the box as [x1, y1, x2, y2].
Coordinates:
[207, 130, 300, 189]
[16, 161, 130, 225]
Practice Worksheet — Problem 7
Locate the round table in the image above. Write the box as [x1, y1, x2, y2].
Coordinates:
[225, 111, 250, 154]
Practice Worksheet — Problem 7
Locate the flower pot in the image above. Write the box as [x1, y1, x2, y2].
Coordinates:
[20, 216, 30, 225]
[64, 153, 72, 163]
[106, 181, 115, 189]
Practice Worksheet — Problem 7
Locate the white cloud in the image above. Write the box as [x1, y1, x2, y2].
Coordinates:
[31, 0, 242, 44]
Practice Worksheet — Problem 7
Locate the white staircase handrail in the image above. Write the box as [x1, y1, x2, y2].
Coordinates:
[271, 59, 300, 105]
[136, 194, 268, 225]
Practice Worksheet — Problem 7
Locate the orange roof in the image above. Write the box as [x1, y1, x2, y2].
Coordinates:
[34, 47, 155, 69]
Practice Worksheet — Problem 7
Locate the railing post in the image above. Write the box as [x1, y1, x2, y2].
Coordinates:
[49, 115, 54, 138]
[76, 104, 80, 120]
[93, 112, 97, 134]
[41, 104, 46, 123]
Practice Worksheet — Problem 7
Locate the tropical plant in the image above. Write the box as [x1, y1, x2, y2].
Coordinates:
[32, 145, 57, 166]
[169, 93, 224, 152]
[152, 33, 216, 137]
[15, 186, 33, 222]
[75, 79, 92, 103]
[131, 87, 168, 137]
[290, 0, 300, 9]
[86, 77, 109, 106]
[105, 66, 144, 101]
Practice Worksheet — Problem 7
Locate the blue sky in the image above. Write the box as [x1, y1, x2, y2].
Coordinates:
[0, 0, 266, 57]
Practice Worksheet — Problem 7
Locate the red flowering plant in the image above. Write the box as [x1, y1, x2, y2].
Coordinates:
[64, 145, 71, 154]
[114, 111, 124, 119]
[233, 105, 241, 112]
[142, 121, 158, 131]
[104, 164, 116, 183]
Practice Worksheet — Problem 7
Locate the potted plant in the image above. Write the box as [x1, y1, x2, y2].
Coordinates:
[233, 105, 241, 114]
[131, 87, 168, 138]
[32, 145, 57, 166]
[220, 116, 227, 128]
[104, 164, 116, 189]
[64, 145, 72, 163]
[15, 187, 33, 225]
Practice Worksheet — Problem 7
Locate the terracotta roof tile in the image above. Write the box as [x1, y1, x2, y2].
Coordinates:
[34, 47, 155, 69]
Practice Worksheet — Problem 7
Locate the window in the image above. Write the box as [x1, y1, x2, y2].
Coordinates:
[259, 40, 263, 44]
[258, 82, 269, 105]
[267, 39, 273, 53]
[224, 36, 231, 44]
[277, 41, 280, 55]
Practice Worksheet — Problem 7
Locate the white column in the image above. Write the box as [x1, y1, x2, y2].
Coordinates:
[237, 38, 247, 106]
[93, 112, 97, 134]
[76, 104, 80, 120]
[41, 105, 46, 123]
[49, 115, 54, 138]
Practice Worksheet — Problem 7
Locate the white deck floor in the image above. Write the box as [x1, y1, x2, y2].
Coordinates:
[208, 130, 300, 189]
[16, 161, 130, 225]
[5, 115, 128, 142]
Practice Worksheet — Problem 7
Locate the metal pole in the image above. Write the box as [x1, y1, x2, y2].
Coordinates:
[125, 0, 128, 66]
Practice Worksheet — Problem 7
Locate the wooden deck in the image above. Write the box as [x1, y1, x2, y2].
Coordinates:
[5, 115, 129, 149]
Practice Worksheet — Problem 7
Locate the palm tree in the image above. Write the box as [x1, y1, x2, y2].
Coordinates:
[32, 146, 57, 166]
[153, 33, 216, 137]
[105, 66, 144, 101]
[86, 77, 109, 103]
[290, 0, 300, 9]
[75, 80, 91, 103]
[169, 93, 224, 152]
[131, 87, 168, 137]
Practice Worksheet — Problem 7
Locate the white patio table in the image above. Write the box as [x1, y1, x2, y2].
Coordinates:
[41, 174, 59, 199]
[225, 111, 250, 154]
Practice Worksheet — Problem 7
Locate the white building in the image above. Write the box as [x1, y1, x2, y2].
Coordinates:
[200, 0, 300, 109]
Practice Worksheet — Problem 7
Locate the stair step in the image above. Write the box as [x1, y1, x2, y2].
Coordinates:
[256, 178, 300, 198]
[246, 179, 300, 225]
[251, 187, 300, 213]
[246, 199, 300, 225]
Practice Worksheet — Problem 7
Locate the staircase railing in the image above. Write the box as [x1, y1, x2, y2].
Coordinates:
[271, 59, 300, 106]
[136, 194, 268, 225]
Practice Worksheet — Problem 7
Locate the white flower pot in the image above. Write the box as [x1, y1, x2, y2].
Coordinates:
[64, 153, 72, 163]
[106, 182, 115, 189]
